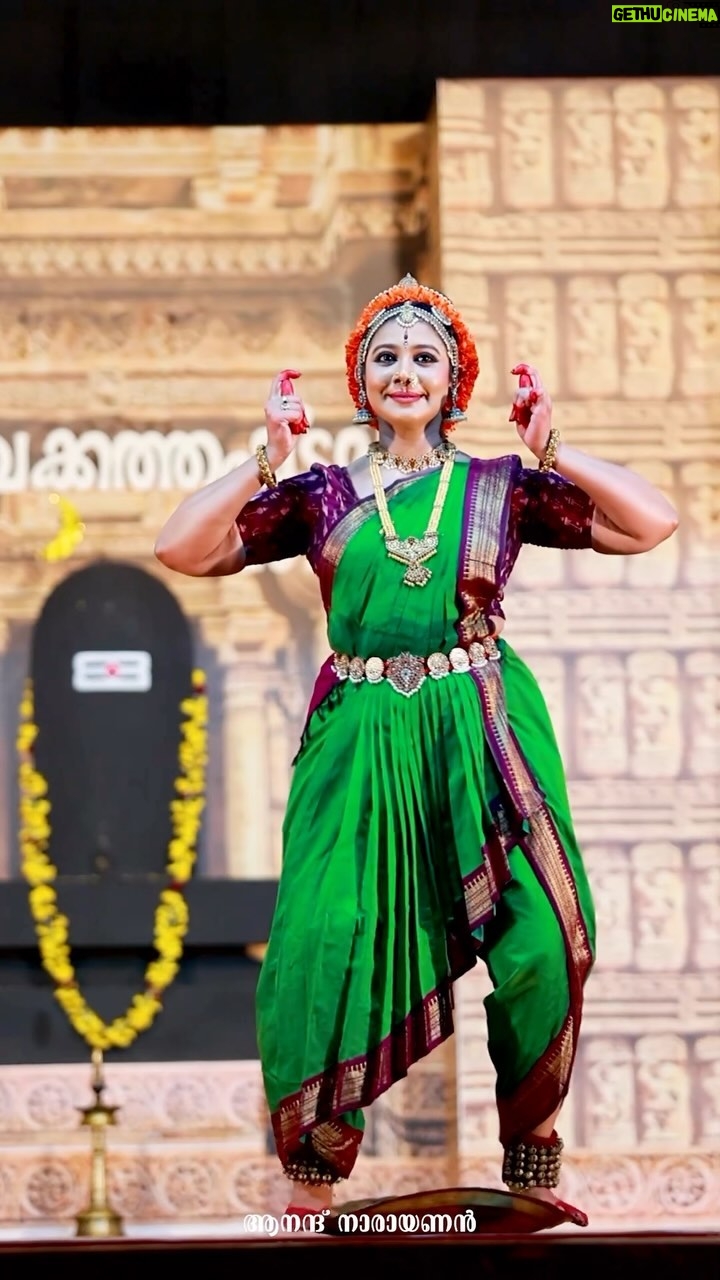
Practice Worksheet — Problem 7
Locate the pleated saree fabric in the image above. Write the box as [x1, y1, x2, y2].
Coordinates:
[237, 455, 597, 1179]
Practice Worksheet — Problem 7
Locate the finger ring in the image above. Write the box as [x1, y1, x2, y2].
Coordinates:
[280, 396, 289, 410]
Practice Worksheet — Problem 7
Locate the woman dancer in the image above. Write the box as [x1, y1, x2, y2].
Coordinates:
[155, 276, 678, 1226]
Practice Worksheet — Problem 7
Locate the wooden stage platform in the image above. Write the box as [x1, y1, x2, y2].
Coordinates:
[0, 1233, 717, 1280]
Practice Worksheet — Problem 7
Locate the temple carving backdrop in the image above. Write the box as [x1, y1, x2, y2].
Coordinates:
[0, 78, 717, 1231]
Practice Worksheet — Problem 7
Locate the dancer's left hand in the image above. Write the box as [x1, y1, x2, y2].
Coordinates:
[509, 363, 553, 462]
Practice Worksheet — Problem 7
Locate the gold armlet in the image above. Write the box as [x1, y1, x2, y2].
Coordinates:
[256, 444, 278, 488]
[538, 426, 560, 473]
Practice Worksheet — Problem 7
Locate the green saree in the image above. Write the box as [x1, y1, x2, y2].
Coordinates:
[247, 457, 596, 1181]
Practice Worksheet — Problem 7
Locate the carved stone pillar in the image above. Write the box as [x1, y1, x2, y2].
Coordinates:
[222, 648, 274, 879]
[201, 587, 293, 881]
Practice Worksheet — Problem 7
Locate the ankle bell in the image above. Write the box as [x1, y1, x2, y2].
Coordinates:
[502, 1130, 564, 1191]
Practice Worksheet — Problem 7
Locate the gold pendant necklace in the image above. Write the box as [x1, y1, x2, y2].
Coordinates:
[368, 444, 456, 587]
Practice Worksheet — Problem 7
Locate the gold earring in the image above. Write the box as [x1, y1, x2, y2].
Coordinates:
[352, 383, 375, 425]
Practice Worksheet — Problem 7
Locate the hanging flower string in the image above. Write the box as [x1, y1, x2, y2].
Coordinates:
[40, 493, 85, 563]
[16, 670, 208, 1051]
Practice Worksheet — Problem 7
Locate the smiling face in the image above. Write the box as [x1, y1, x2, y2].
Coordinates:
[363, 316, 452, 432]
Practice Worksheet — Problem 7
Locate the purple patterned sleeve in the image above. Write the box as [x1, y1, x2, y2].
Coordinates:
[236, 466, 326, 565]
[513, 467, 595, 550]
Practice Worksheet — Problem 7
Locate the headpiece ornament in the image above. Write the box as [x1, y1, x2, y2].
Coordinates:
[345, 274, 479, 428]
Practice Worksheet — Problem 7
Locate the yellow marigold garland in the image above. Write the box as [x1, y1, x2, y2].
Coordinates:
[16, 670, 208, 1051]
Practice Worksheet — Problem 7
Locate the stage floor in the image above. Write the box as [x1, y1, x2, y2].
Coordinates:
[0, 1231, 718, 1280]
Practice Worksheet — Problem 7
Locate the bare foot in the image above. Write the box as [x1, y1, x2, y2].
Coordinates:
[285, 1182, 333, 1215]
[521, 1185, 588, 1228]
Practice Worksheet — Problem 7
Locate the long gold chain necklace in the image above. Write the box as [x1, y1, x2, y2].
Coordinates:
[368, 443, 456, 587]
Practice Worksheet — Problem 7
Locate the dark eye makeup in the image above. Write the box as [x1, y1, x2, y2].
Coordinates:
[372, 349, 439, 364]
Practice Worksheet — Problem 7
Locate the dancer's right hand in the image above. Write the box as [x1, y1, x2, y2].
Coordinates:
[263, 371, 308, 470]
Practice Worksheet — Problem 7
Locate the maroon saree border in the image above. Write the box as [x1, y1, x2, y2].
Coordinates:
[463, 827, 513, 932]
[467, 654, 593, 1144]
[272, 972, 459, 1169]
[497, 803, 594, 1141]
[471, 664, 545, 821]
[270, 835, 508, 1172]
[303, 654, 339, 732]
[457, 455, 515, 644]
[304, 1117, 364, 1180]
[496, 1004, 577, 1149]
[496, 804, 594, 1145]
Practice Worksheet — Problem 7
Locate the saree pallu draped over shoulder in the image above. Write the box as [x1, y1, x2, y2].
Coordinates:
[254, 457, 596, 1180]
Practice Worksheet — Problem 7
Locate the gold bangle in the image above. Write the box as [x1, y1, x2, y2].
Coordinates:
[255, 444, 278, 488]
[539, 425, 560, 473]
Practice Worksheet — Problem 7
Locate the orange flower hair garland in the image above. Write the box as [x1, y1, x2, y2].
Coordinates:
[345, 276, 480, 424]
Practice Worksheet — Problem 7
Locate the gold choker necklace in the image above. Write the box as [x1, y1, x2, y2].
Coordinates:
[368, 442, 452, 474]
[369, 443, 456, 587]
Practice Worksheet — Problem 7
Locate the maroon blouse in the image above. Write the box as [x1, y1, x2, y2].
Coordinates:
[236, 458, 595, 617]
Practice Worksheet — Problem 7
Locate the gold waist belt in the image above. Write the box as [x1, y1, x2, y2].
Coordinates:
[332, 637, 500, 699]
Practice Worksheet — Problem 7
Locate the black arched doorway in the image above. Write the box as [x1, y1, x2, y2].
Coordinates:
[31, 561, 192, 880]
[0, 561, 276, 1063]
